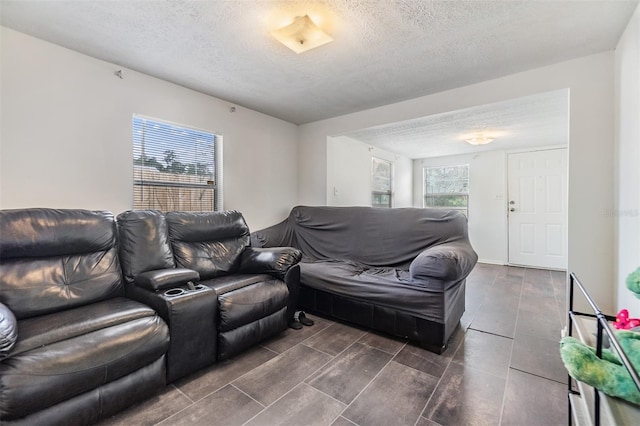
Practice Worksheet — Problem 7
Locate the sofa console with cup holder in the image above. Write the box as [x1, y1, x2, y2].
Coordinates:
[116, 209, 302, 371]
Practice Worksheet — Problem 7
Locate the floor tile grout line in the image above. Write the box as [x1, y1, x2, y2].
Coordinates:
[171, 383, 195, 404]
[416, 327, 468, 425]
[240, 339, 361, 426]
[231, 318, 336, 383]
[233, 383, 274, 426]
[237, 329, 356, 426]
[300, 334, 363, 384]
[234, 321, 369, 425]
[335, 415, 358, 426]
[550, 269, 567, 326]
[182, 330, 327, 409]
[499, 367, 513, 426]
[153, 392, 199, 426]
[262, 319, 335, 355]
[182, 358, 273, 407]
[467, 327, 514, 340]
[497, 267, 525, 426]
[151, 385, 188, 426]
[335, 340, 410, 422]
[508, 366, 568, 385]
[356, 331, 407, 356]
[230, 383, 266, 408]
[304, 337, 409, 405]
[302, 326, 368, 358]
[473, 267, 502, 314]
[239, 385, 297, 426]
[300, 342, 341, 358]
[303, 381, 350, 408]
[228, 325, 343, 399]
[183, 381, 229, 405]
[259, 343, 280, 355]
[458, 266, 503, 339]
[418, 264, 513, 425]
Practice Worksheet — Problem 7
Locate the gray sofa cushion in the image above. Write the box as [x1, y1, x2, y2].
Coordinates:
[300, 259, 465, 323]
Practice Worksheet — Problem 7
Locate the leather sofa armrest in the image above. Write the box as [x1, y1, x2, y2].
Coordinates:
[409, 243, 478, 282]
[0, 302, 18, 359]
[134, 268, 200, 291]
[239, 247, 302, 280]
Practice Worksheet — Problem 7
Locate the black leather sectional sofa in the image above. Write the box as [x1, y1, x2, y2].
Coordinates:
[0, 208, 301, 424]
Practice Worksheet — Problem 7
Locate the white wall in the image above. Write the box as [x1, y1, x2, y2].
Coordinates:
[414, 151, 508, 265]
[299, 52, 615, 312]
[0, 27, 298, 230]
[614, 5, 640, 316]
[327, 136, 412, 207]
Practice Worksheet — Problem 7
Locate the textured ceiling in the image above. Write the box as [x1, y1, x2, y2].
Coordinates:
[1, 1, 637, 125]
[342, 89, 569, 158]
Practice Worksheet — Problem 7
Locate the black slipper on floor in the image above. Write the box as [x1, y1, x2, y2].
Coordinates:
[289, 320, 303, 330]
[298, 311, 314, 326]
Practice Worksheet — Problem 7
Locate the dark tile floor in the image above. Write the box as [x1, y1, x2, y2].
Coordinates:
[100, 264, 569, 426]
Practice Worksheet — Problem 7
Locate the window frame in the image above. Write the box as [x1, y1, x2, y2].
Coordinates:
[423, 164, 469, 217]
[132, 114, 223, 212]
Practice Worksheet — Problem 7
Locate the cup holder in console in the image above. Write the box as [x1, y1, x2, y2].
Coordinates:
[163, 284, 209, 298]
[164, 288, 186, 297]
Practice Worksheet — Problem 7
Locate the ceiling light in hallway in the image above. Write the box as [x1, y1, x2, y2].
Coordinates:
[465, 135, 494, 145]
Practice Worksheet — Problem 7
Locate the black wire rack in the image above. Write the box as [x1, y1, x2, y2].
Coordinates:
[567, 272, 640, 426]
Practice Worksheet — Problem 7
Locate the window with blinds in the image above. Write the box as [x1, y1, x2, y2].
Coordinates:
[423, 164, 469, 217]
[372, 157, 393, 208]
[132, 115, 221, 212]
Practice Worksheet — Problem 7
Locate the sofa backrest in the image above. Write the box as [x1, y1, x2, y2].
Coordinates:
[258, 206, 471, 267]
[116, 210, 176, 285]
[0, 208, 124, 319]
[165, 211, 250, 280]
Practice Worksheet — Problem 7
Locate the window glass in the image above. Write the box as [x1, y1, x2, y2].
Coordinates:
[424, 164, 469, 216]
[372, 157, 392, 208]
[133, 115, 221, 212]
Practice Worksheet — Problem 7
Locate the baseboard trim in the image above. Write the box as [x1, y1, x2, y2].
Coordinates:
[477, 259, 508, 266]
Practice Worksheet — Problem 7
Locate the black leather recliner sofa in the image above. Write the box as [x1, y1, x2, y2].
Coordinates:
[116, 209, 302, 371]
[0, 208, 302, 423]
[163, 211, 302, 361]
[0, 208, 170, 425]
[252, 206, 478, 353]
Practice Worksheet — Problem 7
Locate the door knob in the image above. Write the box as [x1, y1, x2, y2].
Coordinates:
[509, 201, 515, 205]
[510, 208, 515, 212]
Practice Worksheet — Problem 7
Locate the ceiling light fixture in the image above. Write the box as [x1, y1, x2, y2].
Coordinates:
[271, 15, 333, 54]
[465, 135, 494, 145]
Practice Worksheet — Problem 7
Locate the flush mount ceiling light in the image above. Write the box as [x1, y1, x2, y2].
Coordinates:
[465, 135, 494, 145]
[271, 15, 333, 54]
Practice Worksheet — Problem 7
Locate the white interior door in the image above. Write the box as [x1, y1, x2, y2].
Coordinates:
[508, 149, 567, 269]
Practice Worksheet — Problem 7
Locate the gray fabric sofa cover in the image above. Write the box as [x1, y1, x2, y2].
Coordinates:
[251, 206, 478, 352]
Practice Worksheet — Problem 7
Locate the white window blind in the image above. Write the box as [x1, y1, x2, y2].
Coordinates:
[372, 157, 392, 208]
[424, 164, 469, 217]
[133, 115, 221, 212]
